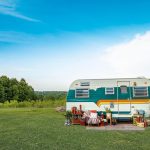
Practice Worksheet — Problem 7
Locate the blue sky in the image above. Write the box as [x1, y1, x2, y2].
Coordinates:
[0, 0, 150, 90]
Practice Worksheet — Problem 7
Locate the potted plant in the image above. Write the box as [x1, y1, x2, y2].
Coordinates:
[64, 111, 72, 126]
[65, 111, 72, 119]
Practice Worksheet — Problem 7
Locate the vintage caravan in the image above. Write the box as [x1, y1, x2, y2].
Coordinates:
[66, 78, 150, 119]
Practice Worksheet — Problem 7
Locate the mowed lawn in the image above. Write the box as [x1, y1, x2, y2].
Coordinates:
[0, 108, 150, 150]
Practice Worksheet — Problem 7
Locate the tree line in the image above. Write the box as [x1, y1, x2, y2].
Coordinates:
[0, 76, 35, 103]
[35, 91, 67, 101]
[0, 75, 67, 103]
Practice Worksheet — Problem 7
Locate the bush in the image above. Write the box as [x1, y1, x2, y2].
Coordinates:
[0, 99, 66, 108]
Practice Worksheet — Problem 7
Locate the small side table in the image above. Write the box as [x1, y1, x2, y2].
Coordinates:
[106, 113, 112, 125]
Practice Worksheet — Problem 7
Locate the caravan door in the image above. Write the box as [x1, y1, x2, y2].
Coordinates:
[117, 81, 131, 114]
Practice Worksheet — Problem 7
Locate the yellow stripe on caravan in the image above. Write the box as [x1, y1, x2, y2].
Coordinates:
[96, 99, 150, 107]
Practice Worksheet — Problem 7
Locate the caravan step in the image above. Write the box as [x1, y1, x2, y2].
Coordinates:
[112, 114, 132, 118]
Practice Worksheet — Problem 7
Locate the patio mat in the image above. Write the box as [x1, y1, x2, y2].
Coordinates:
[86, 124, 145, 131]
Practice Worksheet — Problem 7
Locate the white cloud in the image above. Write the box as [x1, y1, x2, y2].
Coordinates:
[100, 31, 150, 78]
[49, 30, 150, 88]
[0, 0, 40, 22]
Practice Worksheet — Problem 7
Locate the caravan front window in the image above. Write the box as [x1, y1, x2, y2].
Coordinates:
[75, 89, 89, 98]
[133, 87, 148, 97]
[105, 87, 114, 95]
[80, 82, 90, 86]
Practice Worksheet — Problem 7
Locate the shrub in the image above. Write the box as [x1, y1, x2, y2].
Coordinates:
[0, 99, 66, 108]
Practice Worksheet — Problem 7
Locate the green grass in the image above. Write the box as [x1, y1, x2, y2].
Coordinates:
[0, 108, 150, 150]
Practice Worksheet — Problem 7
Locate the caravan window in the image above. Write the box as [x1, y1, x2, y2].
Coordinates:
[80, 82, 90, 86]
[133, 87, 148, 97]
[105, 87, 114, 95]
[75, 89, 89, 98]
[120, 86, 127, 94]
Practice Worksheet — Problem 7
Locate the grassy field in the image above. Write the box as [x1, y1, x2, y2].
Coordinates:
[0, 108, 150, 150]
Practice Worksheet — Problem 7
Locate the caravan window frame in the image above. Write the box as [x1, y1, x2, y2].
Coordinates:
[133, 86, 148, 97]
[105, 87, 114, 95]
[75, 88, 89, 98]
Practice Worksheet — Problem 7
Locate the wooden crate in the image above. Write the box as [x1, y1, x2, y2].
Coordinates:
[146, 119, 150, 126]
[137, 122, 144, 128]
[80, 119, 86, 126]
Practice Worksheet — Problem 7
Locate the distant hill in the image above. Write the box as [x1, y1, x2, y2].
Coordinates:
[35, 91, 67, 101]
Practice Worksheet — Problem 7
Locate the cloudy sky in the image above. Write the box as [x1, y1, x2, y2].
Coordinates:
[0, 0, 150, 90]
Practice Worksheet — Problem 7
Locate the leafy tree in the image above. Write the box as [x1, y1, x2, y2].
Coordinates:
[18, 78, 35, 101]
[10, 78, 19, 100]
[0, 76, 10, 101]
[0, 76, 35, 102]
[0, 83, 5, 103]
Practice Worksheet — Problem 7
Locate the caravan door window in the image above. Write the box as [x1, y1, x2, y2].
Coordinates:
[133, 87, 148, 97]
[75, 89, 89, 98]
[120, 86, 127, 94]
